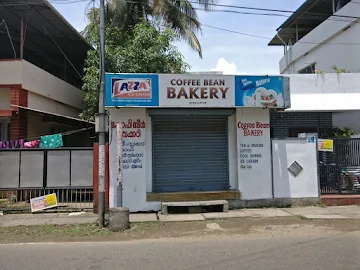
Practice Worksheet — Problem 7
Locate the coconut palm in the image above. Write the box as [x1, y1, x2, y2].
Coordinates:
[84, 0, 215, 58]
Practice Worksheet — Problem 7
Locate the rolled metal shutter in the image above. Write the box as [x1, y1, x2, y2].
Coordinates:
[152, 115, 229, 193]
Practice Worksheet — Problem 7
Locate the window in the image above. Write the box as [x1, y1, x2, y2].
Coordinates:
[298, 63, 316, 74]
[0, 120, 10, 141]
[288, 127, 318, 138]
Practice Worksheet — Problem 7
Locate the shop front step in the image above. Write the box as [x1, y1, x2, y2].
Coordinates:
[147, 190, 241, 202]
[161, 200, 229, 215]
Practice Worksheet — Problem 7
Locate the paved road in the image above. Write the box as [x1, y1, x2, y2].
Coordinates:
[1, 232, 359, 270]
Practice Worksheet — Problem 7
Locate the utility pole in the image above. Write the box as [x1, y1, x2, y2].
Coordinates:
[98, 0, 106, 228]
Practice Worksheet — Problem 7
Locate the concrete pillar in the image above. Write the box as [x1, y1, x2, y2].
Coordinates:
[107, 207, 130, 232]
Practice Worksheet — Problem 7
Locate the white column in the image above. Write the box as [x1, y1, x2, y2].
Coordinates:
[109, 108, 160, 212]
[236, 108, 272, 200]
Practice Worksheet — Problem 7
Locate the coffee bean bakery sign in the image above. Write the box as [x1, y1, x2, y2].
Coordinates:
[104, 73, 290, 108]
[159, 74, 235, 107]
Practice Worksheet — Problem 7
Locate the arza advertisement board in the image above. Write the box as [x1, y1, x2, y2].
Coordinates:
[105, 73, 159, 107]
[105, 73, 290, 108]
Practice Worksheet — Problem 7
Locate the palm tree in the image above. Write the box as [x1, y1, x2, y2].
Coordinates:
[84, 0, 215, 58]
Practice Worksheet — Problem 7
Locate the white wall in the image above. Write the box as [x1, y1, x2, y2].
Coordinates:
[286, 74, 360, 111]
[22, 60, 84, 109]
[228, 112, 238, 190]
[0, 60, 85, 116]
[272, 139, 319, 198]
[0, 60, 22, 85]
[279, 1, 360, 73]
[288, 74, 360, 95]
[109, 108, 161, 212]
[0, 88, 10, 110]
[236, 108, 272, 200]
[28, 92, 80, 118]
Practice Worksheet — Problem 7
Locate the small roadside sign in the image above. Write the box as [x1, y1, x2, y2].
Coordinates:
[318, 139, 334, 152]
[307, 136, 315, 143]
[30, 193, 58, 212]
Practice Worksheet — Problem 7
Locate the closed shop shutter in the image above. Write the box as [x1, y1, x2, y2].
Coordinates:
[152, 114, 229, 193]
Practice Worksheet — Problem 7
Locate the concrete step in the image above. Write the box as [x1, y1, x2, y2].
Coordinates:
[161, 200, 229, 215]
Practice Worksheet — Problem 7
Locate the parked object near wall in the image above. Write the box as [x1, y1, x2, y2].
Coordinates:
[107, 207, 130, 232]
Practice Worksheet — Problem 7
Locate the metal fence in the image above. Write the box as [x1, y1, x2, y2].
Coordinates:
[0, 148, 93, 212]
[319, 139, 360, 194]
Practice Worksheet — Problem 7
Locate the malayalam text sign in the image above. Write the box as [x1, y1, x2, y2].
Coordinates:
[30, 193, 58, 212]
[159, 74, 235, 107]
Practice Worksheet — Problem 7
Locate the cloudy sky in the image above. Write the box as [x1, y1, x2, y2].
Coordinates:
[53, 0, 305, 75]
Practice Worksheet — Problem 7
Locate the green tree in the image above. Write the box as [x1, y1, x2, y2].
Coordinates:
[332, 127, 355, 138]
[84, 0, 215, 57]
[81, 21, 188, 120]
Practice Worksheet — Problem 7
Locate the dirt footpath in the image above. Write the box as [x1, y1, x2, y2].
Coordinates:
[0, 216, 359, 244]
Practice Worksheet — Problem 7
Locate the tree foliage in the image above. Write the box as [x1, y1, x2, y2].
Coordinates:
[332, 127, 355, 138]
[83, 0, 216, 57]
[81, 21, 188, 120]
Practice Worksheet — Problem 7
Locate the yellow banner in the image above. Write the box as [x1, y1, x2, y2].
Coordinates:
[318, 139, 334, 152]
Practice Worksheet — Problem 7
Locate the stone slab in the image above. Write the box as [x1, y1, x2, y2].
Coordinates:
[327, 206, 360, 215]
[243, 208, 292, 217]
[303, 214, 348, 219]
[281, 207, 331, 216]
[129, 214, 158, 223]
[0, 213, 98, 227]
[341, 215, 360, 219]
[162, 200, 228, 207]
[159, 214, 205, 222]
[203, 211, 248, 219]
[48, 217, 98, 225]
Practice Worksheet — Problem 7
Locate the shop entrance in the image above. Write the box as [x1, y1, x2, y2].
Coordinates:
[151, 109, 231, 193]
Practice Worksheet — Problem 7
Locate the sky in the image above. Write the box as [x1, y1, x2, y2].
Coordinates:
[53, 0, 306, 75]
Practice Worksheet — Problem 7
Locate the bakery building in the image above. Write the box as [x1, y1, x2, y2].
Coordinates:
[105, 74, 291, 212]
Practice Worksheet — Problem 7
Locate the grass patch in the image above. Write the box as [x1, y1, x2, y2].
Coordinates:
[296, 215, 309, 220]
[314, 203, 327, 208]
[0, 224, 112, 238]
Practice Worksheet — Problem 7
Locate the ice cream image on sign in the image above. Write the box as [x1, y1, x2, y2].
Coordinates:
[244, 87, 279, 107]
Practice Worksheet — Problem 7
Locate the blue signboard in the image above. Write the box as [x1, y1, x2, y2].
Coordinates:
[235, 76, 285, 108]
[105, 73, 159, 107]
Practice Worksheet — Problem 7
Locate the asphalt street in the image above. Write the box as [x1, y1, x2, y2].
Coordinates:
[1, 231, 359, 270]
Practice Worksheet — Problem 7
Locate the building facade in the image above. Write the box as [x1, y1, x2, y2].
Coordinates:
[105, 74, 291, 212]
[269, 74, 360, 138]
[0, 0, 92, 146]
[269, 0, 359, 74]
